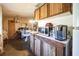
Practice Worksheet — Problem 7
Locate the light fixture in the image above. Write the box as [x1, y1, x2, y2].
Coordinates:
[29, 19, 37, 24]
[15, 16, 20, 23]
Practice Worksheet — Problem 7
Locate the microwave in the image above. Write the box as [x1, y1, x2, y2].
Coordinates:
[38, 27, 49, 35]
[38, 27, 45, 34]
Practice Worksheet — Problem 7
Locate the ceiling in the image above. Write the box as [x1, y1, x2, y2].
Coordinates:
[0, 3, 38, 18]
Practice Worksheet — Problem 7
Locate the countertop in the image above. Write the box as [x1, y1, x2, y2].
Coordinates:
[25, 30, 38, 34]
[25, 30, 70, 45]
[35, 33, 70, 45]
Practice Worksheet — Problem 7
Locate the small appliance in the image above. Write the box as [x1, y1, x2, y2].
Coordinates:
[38, 27, 45, 34]
[50, 25, 68, 41]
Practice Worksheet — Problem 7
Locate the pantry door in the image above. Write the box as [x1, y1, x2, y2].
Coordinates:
[8, 20, 15, 39]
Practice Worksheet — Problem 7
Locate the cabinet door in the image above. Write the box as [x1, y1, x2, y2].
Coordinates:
[34, 9, 40, 20]
[43, 42, 50, 56]
[40, 4, 48, 19]
[35, 38, 41, 56]
[30, 34, 35, 52]
[62, 3, 72, 12]
[43, 42, 55, 56]
[49, 3, 72, 16]
[49, 3, 63, 16]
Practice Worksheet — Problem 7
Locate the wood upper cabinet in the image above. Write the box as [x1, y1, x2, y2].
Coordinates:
[34, 3, 72, 20]
[48, 3, 62, 16]
[34, 9, 40, 20]
[48, 3, 72, 16]
[40, 4, 48, 19]
[62, 3, 72, 12]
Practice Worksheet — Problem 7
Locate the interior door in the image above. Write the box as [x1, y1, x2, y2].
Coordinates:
[8, 20, 15, 39]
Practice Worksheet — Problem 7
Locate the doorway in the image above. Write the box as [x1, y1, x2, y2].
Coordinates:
[8, 20, 15, 39]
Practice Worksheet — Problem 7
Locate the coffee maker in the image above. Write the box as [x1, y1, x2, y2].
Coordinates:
[45, 23, 53, 36]
[51, 25, 68, 41]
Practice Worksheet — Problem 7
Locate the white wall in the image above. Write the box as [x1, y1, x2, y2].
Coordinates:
[37, 12, 73, 37]
[0, 6, 2, 35]
[0, 6, 3, 53]
[37, 12, 73, 34]
[38, 12, 73, 27]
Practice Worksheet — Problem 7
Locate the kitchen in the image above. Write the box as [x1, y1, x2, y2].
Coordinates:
[0, 3, 73, 56]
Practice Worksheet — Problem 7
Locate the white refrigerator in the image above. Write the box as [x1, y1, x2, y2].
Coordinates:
[73, 3, 79, 56]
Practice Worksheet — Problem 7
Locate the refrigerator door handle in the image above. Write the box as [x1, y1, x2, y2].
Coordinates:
[73, 27, 79, 30]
